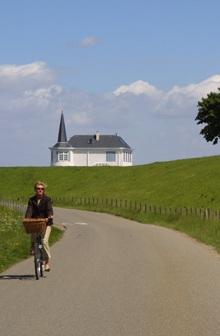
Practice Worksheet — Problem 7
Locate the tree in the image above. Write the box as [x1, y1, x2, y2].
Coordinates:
[195, 88, 220, 144]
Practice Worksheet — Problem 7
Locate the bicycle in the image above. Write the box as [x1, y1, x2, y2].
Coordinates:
[23, 218, 47, 280]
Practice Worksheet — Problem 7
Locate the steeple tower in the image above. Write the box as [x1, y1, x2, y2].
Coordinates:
[49, 111, 71, 166]
[57, 111, 67, 143]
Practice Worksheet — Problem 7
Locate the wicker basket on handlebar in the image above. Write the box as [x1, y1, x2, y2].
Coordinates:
[22, 218, 47, 234]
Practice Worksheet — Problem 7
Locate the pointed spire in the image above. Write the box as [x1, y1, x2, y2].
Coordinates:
[58, 111, 67, 143]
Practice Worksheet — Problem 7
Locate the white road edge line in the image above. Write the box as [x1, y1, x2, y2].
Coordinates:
[61, 222, 88, 226]
[74, 222, 88, 226]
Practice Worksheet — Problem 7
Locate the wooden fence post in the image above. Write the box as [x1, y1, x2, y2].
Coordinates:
[205, 208, 209, 220]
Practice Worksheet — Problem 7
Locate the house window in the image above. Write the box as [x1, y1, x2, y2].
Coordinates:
[123, 151, 132, 162]
[106, 151, 116, 162]
[57, 152, 69, 161]
[123, 152, 126, 162]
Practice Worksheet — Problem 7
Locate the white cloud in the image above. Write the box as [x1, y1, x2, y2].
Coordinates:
[0, 62, 54, 83]
[115, 75, 220, 99]
[114, 75, 220, 117]
[114, 80, 162, 97]
[0, 62, 48, 79]
[25, 85, 63, 99]
[167, 75, 220, 99]
[158, 75, 220, 116]
[0, 62, 56, 102]
[70, 112, 92, 125]
[80, 36, 100, 48]
[0, 62, 220, 165]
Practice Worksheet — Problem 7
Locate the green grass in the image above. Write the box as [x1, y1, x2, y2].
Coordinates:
[1, 155, 220, 254]
[0, 206, 63, 273]
[0, 155, 220, 209]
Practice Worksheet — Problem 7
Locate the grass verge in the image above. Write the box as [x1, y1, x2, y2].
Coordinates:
[0, 206, 63, 273]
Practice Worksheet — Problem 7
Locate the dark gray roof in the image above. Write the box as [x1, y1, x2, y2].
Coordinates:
[53, 142, 72, 148]
[68, 135, 131, 149]
[57, 113, 67, 143]
[52, 113, 131, 149]
[52, 112, 71, 148]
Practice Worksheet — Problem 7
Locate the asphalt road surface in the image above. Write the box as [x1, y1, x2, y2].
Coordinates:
[1, 207, 220, 336]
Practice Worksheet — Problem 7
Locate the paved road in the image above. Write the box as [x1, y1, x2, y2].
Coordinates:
[1, 208, 220, 336]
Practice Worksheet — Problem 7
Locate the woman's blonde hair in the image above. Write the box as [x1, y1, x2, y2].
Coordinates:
[34, 181, 47, 190]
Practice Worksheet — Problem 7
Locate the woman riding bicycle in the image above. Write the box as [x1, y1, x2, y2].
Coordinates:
[25, 181, 53, 271]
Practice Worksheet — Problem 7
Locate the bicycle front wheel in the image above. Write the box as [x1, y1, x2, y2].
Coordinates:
[34, 244, 41, 280]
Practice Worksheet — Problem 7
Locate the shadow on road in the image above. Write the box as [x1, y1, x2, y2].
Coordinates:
[0, 274, 35, 280]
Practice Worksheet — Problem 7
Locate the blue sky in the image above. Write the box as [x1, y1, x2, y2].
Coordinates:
[1, 0, 220, 165]
[1, 0, 220, 91]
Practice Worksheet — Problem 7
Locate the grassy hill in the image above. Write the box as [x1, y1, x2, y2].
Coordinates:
[0, 155, 220, 209]
[1, 155, 220, 254]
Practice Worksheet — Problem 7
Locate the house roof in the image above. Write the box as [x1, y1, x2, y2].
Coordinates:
[53, 142, 72, 148]
[52, 112, 72, 148]
[57, 112, 67, 141]
[68, 135, 131, 149]
[51, 113, 132, 150]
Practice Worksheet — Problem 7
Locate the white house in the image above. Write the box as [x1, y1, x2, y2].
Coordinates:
[49, 113, 133, 167]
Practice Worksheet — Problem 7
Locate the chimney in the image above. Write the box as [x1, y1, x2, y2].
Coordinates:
[95, 131, 100, 141]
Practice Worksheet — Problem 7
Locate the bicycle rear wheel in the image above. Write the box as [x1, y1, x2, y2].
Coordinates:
[39, 245, 44, 277]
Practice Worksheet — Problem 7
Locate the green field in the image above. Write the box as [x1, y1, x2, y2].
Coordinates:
[1, 155, 220, 255]
[0, 155, 220, 209]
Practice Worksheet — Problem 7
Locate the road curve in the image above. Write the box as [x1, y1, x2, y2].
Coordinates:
[1, 208, 220, 336]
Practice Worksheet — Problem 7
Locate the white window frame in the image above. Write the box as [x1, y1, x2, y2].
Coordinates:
[57, 151, 69, 161]
[123, 151, 132, 162]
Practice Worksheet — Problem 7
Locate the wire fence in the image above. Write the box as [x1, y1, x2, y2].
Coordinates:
[0, 199, 26, 215]
[1, 197, 220, 221]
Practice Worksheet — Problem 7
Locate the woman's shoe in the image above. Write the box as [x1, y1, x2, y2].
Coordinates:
[45, 264, 50, 272]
